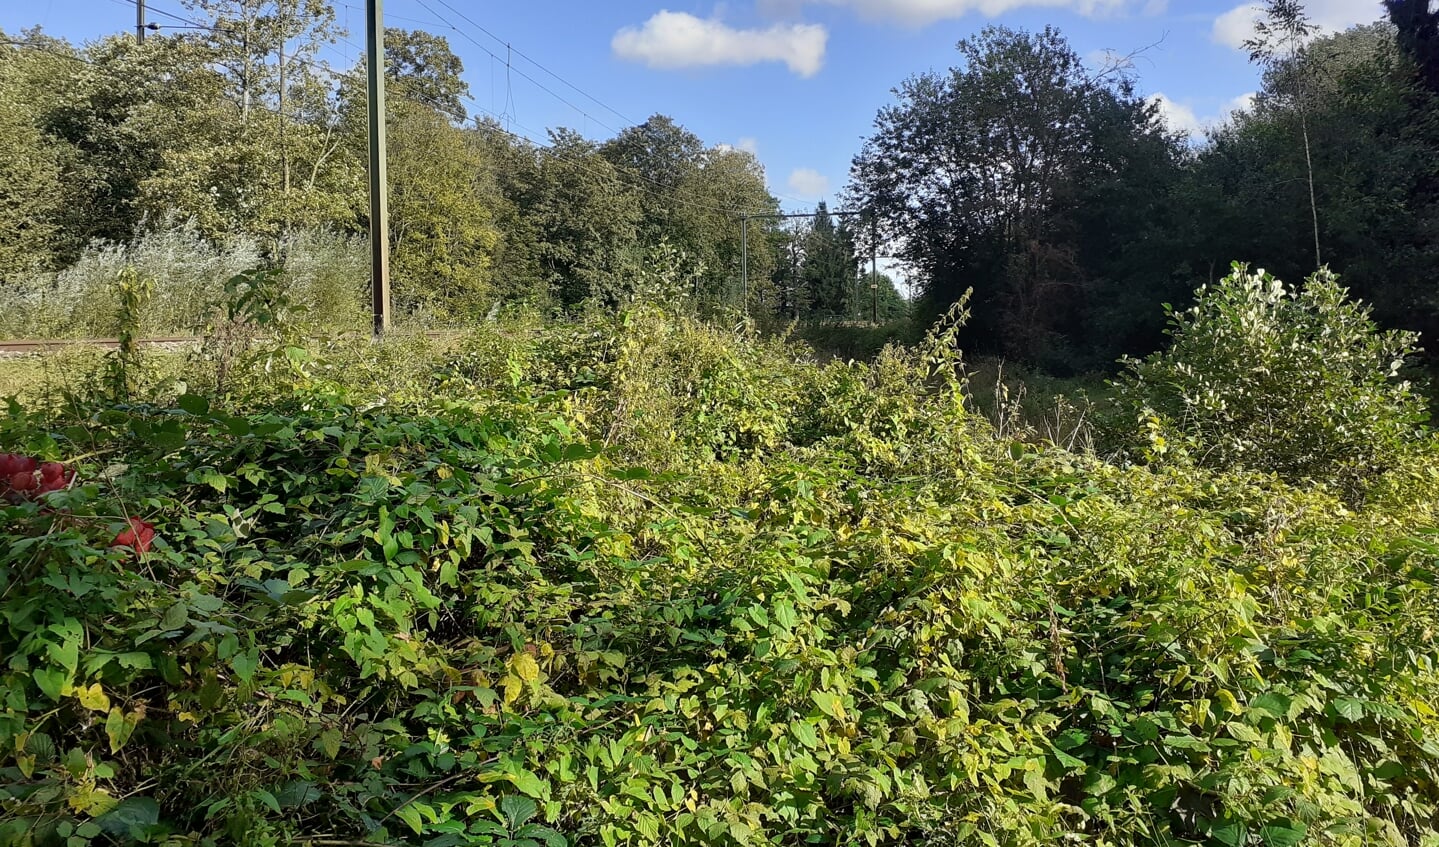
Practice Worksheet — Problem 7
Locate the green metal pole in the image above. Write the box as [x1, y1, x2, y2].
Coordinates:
[740, 214, 748, 315]
[367, 0, 391, 336]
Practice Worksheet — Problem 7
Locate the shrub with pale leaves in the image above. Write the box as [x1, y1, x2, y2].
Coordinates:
[1116, 262, 1427, 493]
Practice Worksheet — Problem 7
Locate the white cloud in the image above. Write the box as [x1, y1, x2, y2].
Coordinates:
[787, 168, 831, 198]
[612, 11, 828, 77]
[715, 137, 761, 156]
[803, 0, 1143, 27]
[1150, 93, 1203, 135]
[1212, 1, 1387, 50]
[1149, 90, 1257, 138]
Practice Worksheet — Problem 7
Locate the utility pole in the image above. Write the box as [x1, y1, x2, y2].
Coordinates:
[870, 217, 878, 325]
[136, 0, 146, 42]
[740, 214, 748, 315]
[366, 0, 391, 336]
[737, 209, 867, 323]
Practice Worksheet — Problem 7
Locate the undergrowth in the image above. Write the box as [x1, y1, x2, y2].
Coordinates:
[1, 298, 1437, 846]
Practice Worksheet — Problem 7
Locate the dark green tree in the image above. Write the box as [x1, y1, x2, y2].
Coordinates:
[1387, 0, 1439, 93]
[847, 25, 1178, 367]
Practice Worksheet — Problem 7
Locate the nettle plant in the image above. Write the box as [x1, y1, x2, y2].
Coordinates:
[1117, 263, 1428, 494]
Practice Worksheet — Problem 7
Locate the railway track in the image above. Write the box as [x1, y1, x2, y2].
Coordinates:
[0, 330, 469, 356]
[0, 336, 200, 355]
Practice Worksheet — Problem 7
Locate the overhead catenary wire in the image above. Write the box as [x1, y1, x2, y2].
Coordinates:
[294, 47, 758, 218]
[130, 0, 816, 212]
[405, 0, 820, 211]
[111, 0, 210, 29]
[409, 0, 621, 136]
[421, 0, 635, 128]
[38, 0, 792, 220]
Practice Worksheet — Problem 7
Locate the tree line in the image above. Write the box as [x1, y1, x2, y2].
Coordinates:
[1, 0, 899, 328]
[847, 0, 1439, 373]
[2, 0, 1437, 373]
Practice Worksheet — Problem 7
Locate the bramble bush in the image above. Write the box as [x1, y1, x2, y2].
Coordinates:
[1, 294, 1438, 846]
[1116, 264, 1429, 495]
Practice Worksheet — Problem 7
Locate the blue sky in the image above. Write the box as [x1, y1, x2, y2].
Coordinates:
[6, 0, 1388, 215]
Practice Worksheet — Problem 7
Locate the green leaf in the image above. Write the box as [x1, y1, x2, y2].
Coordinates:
[1249, 692, 1290, 720]
[177, 394, 210, 416]
[95, 797, 159, 835]
[199, 470, 228, 493]
[1259, 821, 1306, 847]
[33, 667, 68, 702]
[395, 803, 424, 835]
[773, 599, 797, 631]
[318, 728, 342, 759]
[811, 691, 845, 720]
[728, 821, 753, 844]
[253, 789, 281, 814]
[1053, 728, 1089, 751]
[792, 721, 819, 749]
[1333, 696, 1365, 722]
[105, 708, 137, 753]
[633, 814, 660, 841]
[508, 768, 549, 799]
[502, 795, 538, 827]
[161, 603, 188, 631]
[232, 651, 260, 682]
[1210, 821, 1247, 847]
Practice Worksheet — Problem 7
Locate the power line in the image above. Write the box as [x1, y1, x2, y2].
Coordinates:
[282, 40, 757, 217]
[419, 0, 635, 128]
[392, 0, 818, 209]
[409, 0, 622, 136]
[111, 0, 209, 29]
[127, 0, 803, 214]
[2, 38, 99, 64]
[297, 50, 754, 217]
[30, 4, 776, 218]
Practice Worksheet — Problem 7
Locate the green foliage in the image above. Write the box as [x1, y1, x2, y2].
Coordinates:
[2, 308, 1437, 846]
[1116, 264, 1428, 493]
[0, 221, 263, 339]
[102, 267, 152, 403]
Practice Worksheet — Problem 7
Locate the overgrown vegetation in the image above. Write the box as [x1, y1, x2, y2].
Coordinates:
[2, 273, 1438, 846]
[1116, 264, 1429, 496]
[5, 4, 1437, 370]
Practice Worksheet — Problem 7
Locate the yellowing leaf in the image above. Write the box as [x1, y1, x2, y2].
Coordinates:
[511, 652, 540, 683]
[502, 674, 523, 706]
[318, 728, 342, 759]
[811, 690, 846, 720]
[105, 708, 138, 753]
[68, 786, 117, 817]
[76, 683, 110, 713]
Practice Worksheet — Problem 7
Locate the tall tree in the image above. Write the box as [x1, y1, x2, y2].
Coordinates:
[801, 203, 859, 319]
[1387, 0, 1439, 93]
[0, 33, 67, 275]
[678, 144, 778, 310]
[1245, 0, 1322, 268]
[847, 25, 1175, 364]
[385, 28, 469, 120]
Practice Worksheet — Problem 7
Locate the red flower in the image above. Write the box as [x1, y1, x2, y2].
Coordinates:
[112, 518, 157, 554]
[0, 453, 35, 479]
[37, 462, 73, 494]
[1, 456, 75, 500]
